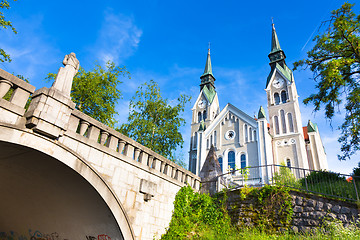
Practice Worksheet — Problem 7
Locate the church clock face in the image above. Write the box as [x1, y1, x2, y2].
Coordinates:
[225, 130, 236, 140]
[272, 77, 284, 88]
[198, 99, 207, 108]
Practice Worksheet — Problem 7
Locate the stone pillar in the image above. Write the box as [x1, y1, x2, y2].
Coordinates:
[24, 53, 79, 139]
[24, 87, 76, 139]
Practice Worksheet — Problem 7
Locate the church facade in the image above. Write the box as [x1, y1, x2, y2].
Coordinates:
[188, 24, 328, 180]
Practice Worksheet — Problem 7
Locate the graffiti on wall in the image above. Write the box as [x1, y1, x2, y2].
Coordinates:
[86, 234, 111, 240]
[0, 230, 111, 240]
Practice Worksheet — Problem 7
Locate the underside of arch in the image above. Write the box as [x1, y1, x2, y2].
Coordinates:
[0, 125, 134, 240]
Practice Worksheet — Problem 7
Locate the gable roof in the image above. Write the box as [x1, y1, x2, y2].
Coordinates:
[203, 103, 257, 137]
[203, 85, 216, 104]
[266, 63, 293, 88]
[191, 87, 218, 111]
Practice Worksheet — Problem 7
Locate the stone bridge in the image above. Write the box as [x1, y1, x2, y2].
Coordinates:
[0, 68, 200, 240]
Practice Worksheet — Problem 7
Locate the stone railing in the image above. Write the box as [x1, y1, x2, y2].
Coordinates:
[66, 109, 200, 189]
[0, 69, 35, 124]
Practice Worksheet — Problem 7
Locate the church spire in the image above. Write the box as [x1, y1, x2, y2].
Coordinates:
[200, 46, 216, 91]
[271, 23, 281, 53]
[268, 22, 286, 67]
[202, 48, 213, 77]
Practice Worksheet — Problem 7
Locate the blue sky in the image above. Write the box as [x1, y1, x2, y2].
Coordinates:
[1, 0, 359, 174]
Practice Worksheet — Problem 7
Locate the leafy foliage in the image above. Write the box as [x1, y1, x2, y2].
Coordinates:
[161, 185, 233, 239]
[247, 185, 294, 232]
[352, 162, 360, 177]
[273, 163, 301, 188]
[118, 80, 190, 161]
[47, 61, 129, 128]
[3, 74, 31, 109]
[293, 3, 360, 160]
[0, 0, 17, 63]
[299, 170, 358, 200]
[161, 185, 360, 240]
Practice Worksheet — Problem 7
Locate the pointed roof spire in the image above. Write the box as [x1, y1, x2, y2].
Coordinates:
[268, 21, 286, 66]
[271, 22, 282, 53]
[200, 45, 216, 91]
[258, 106, 266, 119]
[202, 46, 213, 77]
[307, 120, 317, 133]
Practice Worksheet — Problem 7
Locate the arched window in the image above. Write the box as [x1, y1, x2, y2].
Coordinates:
[218, 157, 223, 172]
[288, 113, 294, 133]
[249, 127, 253, 141]
[274, 93, 280, 105]
[198, 112, 202, 123]
[191, 157, 196, 173]
[253, 130, 257, 141]
[214, 131, 217, 147]
[274, 116, 280, 135]
[210, 135, 213, 147]
[281, 91, 287, 103]
[207, 139, 209, 149]
[244, 124, 248, 142]
[286, 159, 291, 168]
[280, 110, 287, 134]
[241, 154, 246, 169]
[203, 110, 207, 120]
[228, 151, 236, 172]
[193, 132, 197, 148]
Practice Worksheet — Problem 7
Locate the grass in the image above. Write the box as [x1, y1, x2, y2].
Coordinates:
[191, 222, 360, 240]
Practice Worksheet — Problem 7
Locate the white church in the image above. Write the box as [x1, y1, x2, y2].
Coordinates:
[188, 24, 328, 180]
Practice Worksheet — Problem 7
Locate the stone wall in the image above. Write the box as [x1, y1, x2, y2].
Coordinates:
[290, 190, 359, 232]
[226, 189, 359, 232]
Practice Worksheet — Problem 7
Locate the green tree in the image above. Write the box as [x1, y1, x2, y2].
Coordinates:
[118, 80, 190, 162]
[47, 61, 129, 128]
[0, 0, 17, 62]
[352, 162, 360, 177]
[293, 3, 360, 160]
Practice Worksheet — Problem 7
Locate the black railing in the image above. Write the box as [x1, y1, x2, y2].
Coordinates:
[216, 164, 360, 201]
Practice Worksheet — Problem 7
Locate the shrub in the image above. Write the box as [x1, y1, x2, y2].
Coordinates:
[273, 163, 301, 188]
[161, 185, 233, 239]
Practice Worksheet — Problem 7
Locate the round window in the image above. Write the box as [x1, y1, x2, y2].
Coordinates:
[225, 130, 236, 140]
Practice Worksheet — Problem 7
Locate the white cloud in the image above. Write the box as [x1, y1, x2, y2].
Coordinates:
[95, 11, 142, 65]
[0, 14, 60, 88]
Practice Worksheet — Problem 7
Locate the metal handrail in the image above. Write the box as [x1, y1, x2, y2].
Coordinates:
[215, 164, 360, 201]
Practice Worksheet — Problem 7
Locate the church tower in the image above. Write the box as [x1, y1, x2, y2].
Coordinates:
[266, 24, 309, 170]
[189, 48, 220, 175]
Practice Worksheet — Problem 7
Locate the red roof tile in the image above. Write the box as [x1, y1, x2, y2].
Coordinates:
[303, 126, 309, 141]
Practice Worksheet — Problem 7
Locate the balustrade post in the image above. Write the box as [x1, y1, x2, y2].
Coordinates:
[153, 158, 162, 171]
[0, 79, 13, 98]
[139, 152, 147, 165]
[9, 87, 30, 108]
[100, 131, 109, 145]
[88, 125, 100, 142]
[165, 165, 173, 176]
[79, 121, 90, 136]
[134, 148, 141, 161]
[118, 140, 126, 154]
[147, 156, 154, 168]
[125, 144, 134, 158]
[108, 136, 119, 150]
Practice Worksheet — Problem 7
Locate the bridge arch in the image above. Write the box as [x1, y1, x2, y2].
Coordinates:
[0, 124, 134, 240]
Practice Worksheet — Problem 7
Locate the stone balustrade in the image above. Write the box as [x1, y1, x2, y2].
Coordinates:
[66, 109, 200, 190]
[0, 69, 35, 124]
